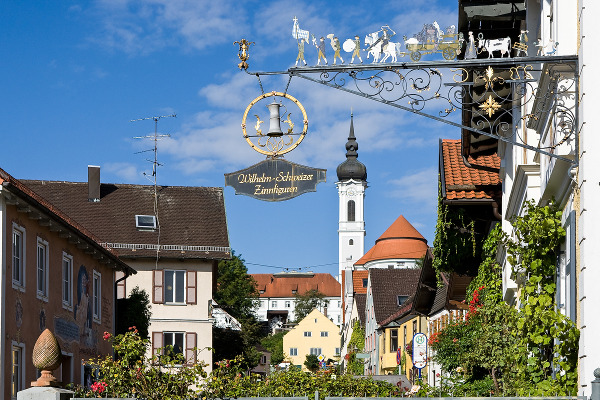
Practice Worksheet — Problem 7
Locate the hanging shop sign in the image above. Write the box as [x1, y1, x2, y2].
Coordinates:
[225, 85, 326, 201]
[225, 159, 326, 202]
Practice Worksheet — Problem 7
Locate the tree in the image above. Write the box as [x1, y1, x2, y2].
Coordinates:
[261, 331, 285, 365]
[116, 286, 152, 339]
[294, 289, 329, 322]
[213, 251, 263, 369]
[304, 354, 320, 372]
[214, 252, 259, 322]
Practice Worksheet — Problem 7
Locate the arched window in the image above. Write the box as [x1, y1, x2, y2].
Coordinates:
[347, 200, 355, 221]
[349, 239, 354, 245]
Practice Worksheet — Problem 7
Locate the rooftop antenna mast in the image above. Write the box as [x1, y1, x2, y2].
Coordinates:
[132, 114, 176, 181]
[131, 113, 176, 268]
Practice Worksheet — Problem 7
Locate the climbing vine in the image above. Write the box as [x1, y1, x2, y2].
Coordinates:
[503, 200, 579, 395]
[433, 190, 482, 277]
[429, 202, 579, 396]
[345, 320, 365, 375]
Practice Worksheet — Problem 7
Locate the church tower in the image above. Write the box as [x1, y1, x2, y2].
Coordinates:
[336, 114, 367, 325]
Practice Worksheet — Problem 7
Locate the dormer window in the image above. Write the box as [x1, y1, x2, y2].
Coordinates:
[136, 215, 157, 230]
[397, 295, 409, 306]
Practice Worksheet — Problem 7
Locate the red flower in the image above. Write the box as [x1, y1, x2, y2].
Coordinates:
[103, 331, 111, 340]
[91, 381, 107, 394]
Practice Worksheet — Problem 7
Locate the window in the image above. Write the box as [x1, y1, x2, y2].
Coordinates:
[320, 331, 329, 337]
[347, 200, 355, 221]
[93, 271, 101, 322]
[36, 238, 48, 299]
[303, 331, 312, 337]
[285, 301, 291, 308]
[135, 215, 156, 230]
[271, 300, 277, 308]
[349, 239, 354, 245]
[337, 300, 341, 307]
[412, 320, 417, 334]
[335, 347, 341, 356]
[397, 295, 409, 306]
[309, 348, 322, 355]
[289, 348, 298, 356]
[11, 344, 24, 397]
[337, 315, 341, 323]
[163, 332, 184, 357]
[165, 270, 185, 304]
[12, 224, 25, 288]
[62, 253, 73, 309]
[390, 328, 398, 352]
[362, 278, 368, 288]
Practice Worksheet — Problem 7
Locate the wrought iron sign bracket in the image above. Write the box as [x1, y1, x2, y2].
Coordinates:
[245, 55, 579, 166]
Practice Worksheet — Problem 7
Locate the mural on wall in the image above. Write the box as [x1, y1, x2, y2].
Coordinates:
[73, 265, 96, 348]
[15, 299, 23, 329]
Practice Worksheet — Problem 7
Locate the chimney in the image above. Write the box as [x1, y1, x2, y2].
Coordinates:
[88, 165, 100, 203]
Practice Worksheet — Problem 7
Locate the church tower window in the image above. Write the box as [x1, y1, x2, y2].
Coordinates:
[348, 200, 355, 221]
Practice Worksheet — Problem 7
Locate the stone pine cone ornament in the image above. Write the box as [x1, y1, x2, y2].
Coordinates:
[31, 329, 63, 387]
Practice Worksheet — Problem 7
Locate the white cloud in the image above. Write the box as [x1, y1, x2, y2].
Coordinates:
[89, 0, 250, 54]
[387, 167, 438, 205]
[104, 162, 143, 182]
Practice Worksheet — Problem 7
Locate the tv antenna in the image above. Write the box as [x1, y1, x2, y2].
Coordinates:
[132, 114, 176, 179]
[131, 113, 176, 268]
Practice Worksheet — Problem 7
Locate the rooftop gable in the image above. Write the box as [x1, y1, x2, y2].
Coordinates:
[369, 268, 420, 325]
[21, 179, 230, 260]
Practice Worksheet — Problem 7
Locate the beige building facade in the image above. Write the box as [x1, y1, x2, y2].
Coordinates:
[283, 309, 341, 370]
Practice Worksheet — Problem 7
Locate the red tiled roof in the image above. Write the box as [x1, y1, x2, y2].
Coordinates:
[354, 216, 428, 266]
[441, 139, 501, 200]
[251, 273, 340, 298]
[352, 270, 369, 294]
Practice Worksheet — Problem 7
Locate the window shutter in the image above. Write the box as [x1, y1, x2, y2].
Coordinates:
[152, 331, 163, 357]
[186, 271, 197, 305]
[153, 270, 164, 304]
[185, 332, 197, 364]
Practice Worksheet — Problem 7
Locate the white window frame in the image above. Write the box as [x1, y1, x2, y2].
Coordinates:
[135, 214, 157, 230]
[320, 331, 328, 337]
[12, 223, 26, 290]
[285, 300, 291, 308]
[164, 270, 186, 304]
[289, 347, 298, 356]
[309, 347, 322, 356]
[303, 331, 312, 337]
[62, 253, 73, 310]
[11, 342, 25, 398]
[92, 270, 101, 323]
[271, 300, 277, 308]
[36, 238, 49, 301]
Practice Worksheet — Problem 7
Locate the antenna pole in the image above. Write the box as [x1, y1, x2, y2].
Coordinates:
[131, 113, 176, 268]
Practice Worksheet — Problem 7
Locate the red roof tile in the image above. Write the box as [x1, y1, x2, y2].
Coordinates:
[355, 216, 428, 266]
[251, 273, 340, 298]
[352, 270, 369, 294]
[441, 139, 501, 200]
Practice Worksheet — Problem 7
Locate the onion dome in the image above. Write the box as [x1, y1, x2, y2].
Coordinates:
[336, 114, 367, 181]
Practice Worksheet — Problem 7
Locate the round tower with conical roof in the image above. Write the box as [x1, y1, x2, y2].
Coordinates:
[336, 114, 367, 328]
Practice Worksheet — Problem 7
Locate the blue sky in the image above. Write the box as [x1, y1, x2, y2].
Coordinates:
[1, 0, 459, 277]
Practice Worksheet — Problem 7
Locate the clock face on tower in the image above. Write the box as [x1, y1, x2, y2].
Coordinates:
[347, 188, 356, 196]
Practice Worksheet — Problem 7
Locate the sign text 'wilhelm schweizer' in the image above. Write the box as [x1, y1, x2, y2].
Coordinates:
[225, 159, 326, 201]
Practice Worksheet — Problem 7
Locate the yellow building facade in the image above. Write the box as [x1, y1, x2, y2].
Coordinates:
[378, 314, 427, 379]
[283, 308, 341, 371]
